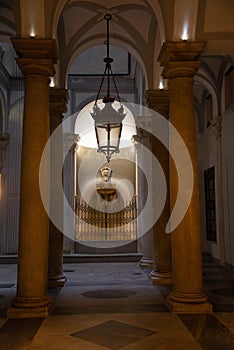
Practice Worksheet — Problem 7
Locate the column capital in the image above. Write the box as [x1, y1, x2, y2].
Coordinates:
[137, 116, 153, 132]
[63, 133, 80, 151]
[158, 41, 206, 79]
[11, 38, 58, 76]
[49, 88, 69, 114]
[131, 134, 142, 144]
[163, 61, 201, 79]
[158, 41, 206, 65]
[145, 89, 169, 118]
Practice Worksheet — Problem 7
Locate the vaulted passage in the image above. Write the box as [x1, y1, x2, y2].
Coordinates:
[1, 1, 234, 349]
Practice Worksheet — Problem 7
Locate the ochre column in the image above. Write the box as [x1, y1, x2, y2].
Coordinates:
[145, 90, 172, 285]
[48, 88, 69, 287]
[7, 38, 58, 318]
[159, 42, 212, 312]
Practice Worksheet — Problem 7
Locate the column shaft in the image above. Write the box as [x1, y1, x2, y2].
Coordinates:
[159, 42, 212, 312]
[8, 38, 58, 318]
[169, 75, 204, 294]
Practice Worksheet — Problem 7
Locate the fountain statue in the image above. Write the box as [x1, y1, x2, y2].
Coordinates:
[96, 166, 117, 201]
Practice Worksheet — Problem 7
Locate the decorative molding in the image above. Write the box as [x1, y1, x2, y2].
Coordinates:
[11, 38, 58, 61]
[131, 134, 142, 144]
[162, 61, 202, 79]
[11, 38, 58, 77]
[158, 41, 206, 79]
[211, 115, 222, 139]
[158, 41, 206, 66]
[63, 133, 80, 151]
[136, 116, 152, 131]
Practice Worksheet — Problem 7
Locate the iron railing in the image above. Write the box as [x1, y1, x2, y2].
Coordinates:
[75, 196, 137, 241]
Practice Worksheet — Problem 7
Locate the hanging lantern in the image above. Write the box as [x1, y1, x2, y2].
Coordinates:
[90, 14, 126, 162]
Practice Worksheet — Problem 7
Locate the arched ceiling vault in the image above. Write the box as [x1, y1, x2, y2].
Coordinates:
[56, 0, 162, 88]
[1, 1, 234, 98]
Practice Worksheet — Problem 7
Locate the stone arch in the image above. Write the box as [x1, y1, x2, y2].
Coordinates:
[53, 0, 164, 88]
[64, 39, 149, 89]
[194, 73, 219, 118]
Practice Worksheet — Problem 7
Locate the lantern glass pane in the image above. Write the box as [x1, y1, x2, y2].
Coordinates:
[96, 125, 107, 147]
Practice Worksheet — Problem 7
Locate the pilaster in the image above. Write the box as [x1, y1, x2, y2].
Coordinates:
[63, 133, 79, 252]
[136, 126, 153, 268]
[48, 88, 69, 287]
[0, 133, 10, 255]
[211, 115, 225, 266]
[145, 89, 172, 285]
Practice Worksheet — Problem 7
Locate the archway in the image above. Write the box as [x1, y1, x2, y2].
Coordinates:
[62, 43, 143, 254]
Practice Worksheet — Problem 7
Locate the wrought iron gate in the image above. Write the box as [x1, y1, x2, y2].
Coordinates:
[75, 196, 137, 241]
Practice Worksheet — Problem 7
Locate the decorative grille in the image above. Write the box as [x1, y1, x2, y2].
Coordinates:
[75, 196, 137, 241]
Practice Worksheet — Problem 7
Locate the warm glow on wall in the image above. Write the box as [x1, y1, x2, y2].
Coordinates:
[30, 29, 35, 37]
[173, 0, 199, 41]
[181, 23, 188, 41]
[49, 77, 55, 88]
[159, 80, 164, 89]
[21, 0, 45, 37]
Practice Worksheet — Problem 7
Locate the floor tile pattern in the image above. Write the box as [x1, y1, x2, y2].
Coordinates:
[179, 313, 234, 350]
[0, 256, 234, 349]
[71, 320, 156, 349]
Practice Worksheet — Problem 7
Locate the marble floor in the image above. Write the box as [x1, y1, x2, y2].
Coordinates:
[0, 255, 234, 349]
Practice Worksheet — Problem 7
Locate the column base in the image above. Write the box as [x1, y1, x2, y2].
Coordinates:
[48, 273, 67, 288]
[150, 270, 172, 285]
[7, 296, 53, 319]
[166, 291, 213, 313]
[139, 258, 153, 269]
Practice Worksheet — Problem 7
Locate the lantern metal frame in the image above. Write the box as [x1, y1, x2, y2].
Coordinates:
[90, 13, 126, 162]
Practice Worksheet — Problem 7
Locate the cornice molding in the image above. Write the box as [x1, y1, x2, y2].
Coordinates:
[158, 41, 206, 66]
[11, 38, 58, 77]
[11, 38, 58, 62]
